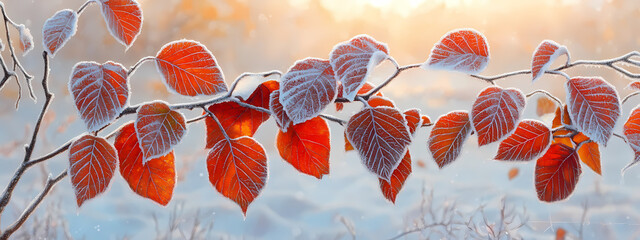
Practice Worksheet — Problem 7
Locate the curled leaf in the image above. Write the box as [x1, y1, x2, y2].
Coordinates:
[424, 28, 489, 74]
[531, 40, 569, 82]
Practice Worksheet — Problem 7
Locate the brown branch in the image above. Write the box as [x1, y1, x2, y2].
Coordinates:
[0, 170, 68, 240]
[0, 3, 34, 99]
[0, 51, 50, 234]
[76, 0, 95, 15]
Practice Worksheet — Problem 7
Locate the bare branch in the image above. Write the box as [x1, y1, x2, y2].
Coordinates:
[0, 170, 68, 240]
[0, 4, 34, 99]
[227, 70, 282, 96]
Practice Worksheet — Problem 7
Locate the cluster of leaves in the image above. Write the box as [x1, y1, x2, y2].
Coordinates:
[7, 0, 640, 220]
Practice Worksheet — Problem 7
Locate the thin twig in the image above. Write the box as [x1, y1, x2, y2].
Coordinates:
[76, 0, 95, 15]
[202, 106, 229, 140]
[613, 133, 628, 144]
[127, 56, 155, 76]
[0, 4, 34, 99]
[0, 52, 50, 218]
[622, 92, 640, 105]
[364, 62, 421, 98]
[526, 90, 564, 108]
[320, 114, 346, 126]
[0, 170, 68, 240]
[226, 70, 282, 96]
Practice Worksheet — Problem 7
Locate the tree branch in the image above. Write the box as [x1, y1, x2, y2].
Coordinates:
[0, 3, 34, 99]
[0, 170, 68, 240]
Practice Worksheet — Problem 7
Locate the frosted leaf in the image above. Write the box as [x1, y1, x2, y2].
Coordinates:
[531, 40, 569, 83]
[428, 111, 473, 168]
[566, 77, 620, 146]
[135, 101, 187, 163]
[471, 86, 526, 146]
[423, 28, 489, 74]
[42, 9, 78, 56]
[69, 135, 117, 207]
[17, 24, 33, 55]
[98, 0, 143, 47]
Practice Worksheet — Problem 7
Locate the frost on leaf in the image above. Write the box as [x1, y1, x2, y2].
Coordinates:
[207, 137, 267, 215]
[69, 135, 117, 207]
[42, 9, 77, 56]
[335, 82, 382, 111]
[428, 111, 472, 168]
[69, 61, 129, 131]
[623, 107, 640, 173]
[423, 28, 489, 74]
[205, 81, 277, 148]
[627, 82, 640, 91]
[135, 101, 186, 163]
[495, 120, 551, 161]
[471, 86, 526, 146]
[403, 108, 422, 136]
[279, 58, 337, 124]
[346, 107, 412, 181]
[155, 40, 227, 96]
[17, 25, 33, 55]
[379, 150, 411, 203]
[566, 77, 620, 146]
[330, 35, 389, 101]
[535, 143, 581, 202]
[367, 96, 395, 108]
[277, 117, 330, 179]
[531, 40, 569, 83]
[115, 123, 175, 206]
[98, 0, 143, 47]
[270, 90, 292, 131]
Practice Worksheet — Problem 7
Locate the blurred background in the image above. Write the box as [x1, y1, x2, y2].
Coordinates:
[1, 0, 640, 239]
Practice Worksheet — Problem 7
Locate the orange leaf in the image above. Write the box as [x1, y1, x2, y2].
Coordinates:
[623, 107, 640, 173]
[531, 40, 569, 82]
[421, 115, 432, 126]
[269, 90, 292, 130]
[344, 131, 354, 151]
[205, 81, 276, 147]
[207, 137, 267, 215]
[367, 96, 395, 108]
[508, 167, 519, 180]
[42, 9, 78, 56]
[379, 151, 411, 203]
[335, 82, 382, 111]
[627, 81, 640, 91]
[280, 58, 337, 124]
[276, 117, 330, 179]
[424, 28, 489, 74]
[566, 77, 620, 145]
[69, 135, 117, 207]
[155, 40, 227, 96]
[536, 96, 557, 117]
[135, 101, 186, 163]
[69, 61, 129, 131]
[98, 0, 143, 47]
[471, 86, 526, 146]
[552, 106, 572, 128]
[114, 123, 176, 205]
[577, 141, 601, 175]
[330, 35, 389, 101]
[404, 108, 422, 136]
[346, 107, 412, 180]
[535, 143, 581, 202]
[495, 120, 551, 161]
[428, 111, 473, 168]
[555, 227, 567, 240]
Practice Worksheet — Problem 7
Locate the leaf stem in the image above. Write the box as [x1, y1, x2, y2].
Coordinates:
[226, 70, 282, 97]
[76, 0, 95, 15]
[127, 56, 156, 76]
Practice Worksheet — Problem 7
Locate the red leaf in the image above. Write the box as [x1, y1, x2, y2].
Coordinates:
[155, 40, 227, 96]
[346, 107, 412, 180]
[69, 135, 117, 207]
[367, 96, 395, 108]
[205, 81, 276, 147]
[269, 90, 292, 131]
[577, 141, 601, 175]
[17, 25, 33, 55]
[335, 82, 382, 111]
[531, 40, 569, 82]
[403, 108, 422, 136]
[379, 150, 411, 203]
[495, 120, 551, 161]
[471, 86, 526, 146]
[69, 61, 129, 131]
[276, 117, 330, 179]
[135, 101, 186, 163]
[535, 143, 581, 202]
[566, 77, 620, 146]
[421, 115, 432, 126]
[627, 81, 640, 91]
[114, 123, 175, 206]
[207, 137, 267, 215]
[42, 9, 78, 56]
[552, 106, 572, 128]
[280, 58, 337, 124]
[623, 107, 640, 173]
[556, 227, 567, 240]
[330, 35, 389, 101]
[428, 111, 472, 168]
[424, 28, 489, 74]
[98, 0, 143, 47]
